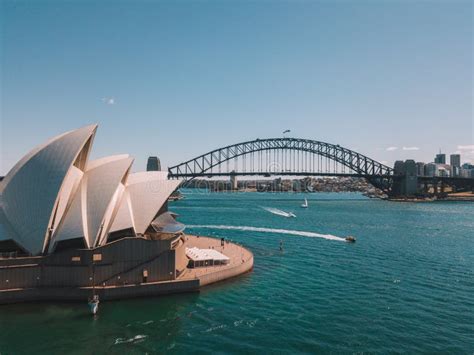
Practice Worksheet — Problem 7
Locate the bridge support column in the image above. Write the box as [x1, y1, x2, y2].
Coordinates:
[230, 172, 238, 191]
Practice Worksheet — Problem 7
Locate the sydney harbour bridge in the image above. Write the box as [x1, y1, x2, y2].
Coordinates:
[168, 138, 474, 196]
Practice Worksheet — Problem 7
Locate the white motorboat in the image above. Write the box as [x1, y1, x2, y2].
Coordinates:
[263, 207, 296, 218]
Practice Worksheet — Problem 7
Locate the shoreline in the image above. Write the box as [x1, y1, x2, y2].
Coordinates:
[387, 194, 474, 202]
[179, 188, 474, 202]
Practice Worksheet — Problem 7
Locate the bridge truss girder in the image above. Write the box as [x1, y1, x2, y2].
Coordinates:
[168, 138, 394, 192]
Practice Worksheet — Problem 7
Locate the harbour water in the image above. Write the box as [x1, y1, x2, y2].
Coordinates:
[0, 191, 473, 353]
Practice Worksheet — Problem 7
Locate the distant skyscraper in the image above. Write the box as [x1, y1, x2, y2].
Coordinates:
[450, 154, 461, 167]
[460, 163, 474, 178]
[450, 154, 461, 177]
[393, 160, 405, 176]
[416, 162, 425, 176]
[424, 163, 437, 177]
[402, 160, 417, 196]
[147, 156, 161, 171]
[434, 153, 446, 164]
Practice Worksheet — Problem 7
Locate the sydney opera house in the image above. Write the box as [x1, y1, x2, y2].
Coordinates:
[0, 125, 253, 303]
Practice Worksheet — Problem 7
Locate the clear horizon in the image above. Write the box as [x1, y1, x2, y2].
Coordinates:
[1, 0, 473, 174]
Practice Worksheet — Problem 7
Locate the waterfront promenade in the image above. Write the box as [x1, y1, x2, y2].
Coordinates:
[179, 235, 254, 286]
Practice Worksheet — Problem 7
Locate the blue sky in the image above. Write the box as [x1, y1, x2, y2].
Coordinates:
[1, 0, 472, 174]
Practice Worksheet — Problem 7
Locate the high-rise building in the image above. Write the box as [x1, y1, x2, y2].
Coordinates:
[424, 163, 437, 177]
[404, 160, 418, 195]
[460, 168, 474, 178]
[147, 156, 161, 171]
[450, 154, 461, 176]
[461, 163, 474, 178]
[434, 153, 446, 164]
[394, 160, 405, 176]
[450, 154, 461, 167]
[416, 162, 425, 176]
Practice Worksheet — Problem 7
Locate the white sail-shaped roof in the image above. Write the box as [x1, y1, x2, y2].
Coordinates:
[109, 172, 180, 236]
[52, 166, 84, 235]
[0, 125, 97, 255]
[108, 188, 134, 235]
[0, 124, 182, 254]
[127, 172, 180, 234]
[96, 182, 127, 246]
[84, 155, 133, 247]
[51, 180, 86, 246]
[52, 155, 133, 249]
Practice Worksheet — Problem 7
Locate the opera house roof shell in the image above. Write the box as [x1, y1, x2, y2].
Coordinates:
[0, 125, 180, 255]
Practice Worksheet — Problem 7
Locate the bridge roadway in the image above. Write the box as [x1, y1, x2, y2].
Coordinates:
[169, 171, 474, 183]
[169, 171, 392, 178]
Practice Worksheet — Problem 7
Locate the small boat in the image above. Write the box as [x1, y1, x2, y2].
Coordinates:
[301, 198, 308, 208]
[88, 294, 99, 315]
[263, 207, 296, 218]
[345, 236, 356, 243]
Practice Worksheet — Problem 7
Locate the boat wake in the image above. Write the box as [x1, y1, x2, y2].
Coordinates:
[187, 225, 346, 242]
[114, 334, 148, 345]
[262, 207, 296, 218]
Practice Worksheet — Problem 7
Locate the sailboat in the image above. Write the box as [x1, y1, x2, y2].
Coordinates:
[301, 198, 308, 208]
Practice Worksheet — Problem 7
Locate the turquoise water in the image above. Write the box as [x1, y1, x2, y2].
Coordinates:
[0, 192, 473, 354]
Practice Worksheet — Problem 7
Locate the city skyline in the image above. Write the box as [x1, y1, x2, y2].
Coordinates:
[1, 0, 473, 174]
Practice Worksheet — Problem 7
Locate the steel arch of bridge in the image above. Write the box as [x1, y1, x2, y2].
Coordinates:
[168, 138, 394, 189]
